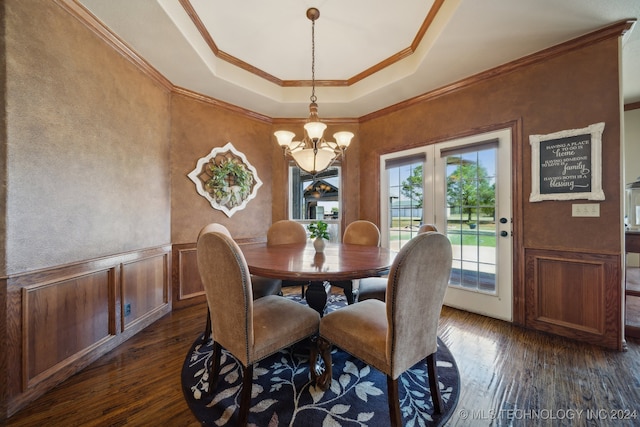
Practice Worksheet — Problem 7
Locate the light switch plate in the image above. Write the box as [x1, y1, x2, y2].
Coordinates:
[572, 203, 600, 217]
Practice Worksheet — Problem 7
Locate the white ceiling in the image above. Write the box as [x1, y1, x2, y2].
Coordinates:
[78, 0, 640, 119]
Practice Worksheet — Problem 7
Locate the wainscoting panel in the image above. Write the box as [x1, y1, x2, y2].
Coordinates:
[22, 268, 114, 389]
[4, 245, 171, 417]
[121, 253, 170, 331]
[525, 249, 621, 350]
[173, 244, 204, 310]
[172, 238, 266, 310]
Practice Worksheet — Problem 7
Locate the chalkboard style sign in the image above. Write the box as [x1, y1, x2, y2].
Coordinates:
[530, 122, 605, 202]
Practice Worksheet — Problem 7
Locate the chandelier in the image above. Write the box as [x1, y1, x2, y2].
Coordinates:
[274, 7, 354, 176]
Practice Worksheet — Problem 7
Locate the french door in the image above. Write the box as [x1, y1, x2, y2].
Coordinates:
[380, 128, 512, 321]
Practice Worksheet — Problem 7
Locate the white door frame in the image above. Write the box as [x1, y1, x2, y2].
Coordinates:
[379, 128, 513, 321]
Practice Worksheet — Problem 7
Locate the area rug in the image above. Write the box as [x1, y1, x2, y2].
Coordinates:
[181, 293, 460, 426]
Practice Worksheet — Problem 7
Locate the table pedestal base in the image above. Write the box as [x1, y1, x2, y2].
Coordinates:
[305, 281, 328, 316]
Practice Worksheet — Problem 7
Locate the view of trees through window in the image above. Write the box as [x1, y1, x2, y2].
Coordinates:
[387, 147, 498, 293]
[445, 148, 497, 293]
[387, 162, 424, 250]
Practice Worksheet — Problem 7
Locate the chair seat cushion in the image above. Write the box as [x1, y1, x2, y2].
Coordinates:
[251, 295, 320, 363]
[357, 277, 387, 302]
[319, 299, 389, 374]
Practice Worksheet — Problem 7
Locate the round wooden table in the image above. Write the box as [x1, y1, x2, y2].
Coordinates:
[241, 242, 395, 314]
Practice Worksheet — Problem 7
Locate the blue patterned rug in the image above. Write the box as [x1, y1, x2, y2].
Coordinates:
[181, 294, 460, 426]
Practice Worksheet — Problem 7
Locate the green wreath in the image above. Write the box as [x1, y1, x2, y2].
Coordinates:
[204, 159, 254, 208]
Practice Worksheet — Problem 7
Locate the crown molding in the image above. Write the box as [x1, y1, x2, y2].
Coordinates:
[625, 102, 640, 111]
[172, 87, 273, 124]
[179, 0, 445, 88]
[55, 0, 174, 92]
[53, 2, 636, 124]
[360, 19, 636, 122]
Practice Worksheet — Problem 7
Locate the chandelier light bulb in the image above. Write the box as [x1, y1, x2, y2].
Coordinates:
[274, 130, 295, 147]
[333, 131, 354, 149]
[304, 121, 327, 141]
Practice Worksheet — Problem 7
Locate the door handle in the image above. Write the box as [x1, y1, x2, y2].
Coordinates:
[500, 231, 509, 237]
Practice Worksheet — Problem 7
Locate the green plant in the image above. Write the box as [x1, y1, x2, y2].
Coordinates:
[205, 158, 253, 207]
[307, 220, 330, 240]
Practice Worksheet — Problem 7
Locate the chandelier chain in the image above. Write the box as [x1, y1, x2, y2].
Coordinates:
[272, 7, 353, 176]
[310, 17, 316, 104]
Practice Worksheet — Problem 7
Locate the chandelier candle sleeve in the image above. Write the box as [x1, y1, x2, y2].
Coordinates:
[273, 7, 354, 176]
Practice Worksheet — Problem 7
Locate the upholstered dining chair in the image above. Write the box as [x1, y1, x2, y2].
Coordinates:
[342, 219, 381, 246]
[314, 232, 452, 426]
[267, 220, 309, 295]
[418, 223, 438, 234]
[198, 223, 282, 343]
[331, 220, 381, 304]
[357, 224, 439, 302]
[267, 219, 308, 246]
[197, 229, 320, 426]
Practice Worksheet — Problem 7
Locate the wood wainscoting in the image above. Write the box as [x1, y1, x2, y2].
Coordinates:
[3, 245, 171, 418]
[172, 237, 266, 310]
[172, 243, 204, 310]
[525, 248, 622, 350]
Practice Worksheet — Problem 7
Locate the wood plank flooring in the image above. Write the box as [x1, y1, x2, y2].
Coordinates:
[6, 292, 640, 426]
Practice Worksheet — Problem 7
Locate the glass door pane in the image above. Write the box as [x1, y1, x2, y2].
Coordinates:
[444, 148, 497, 294]
[386, 161, 424, 251]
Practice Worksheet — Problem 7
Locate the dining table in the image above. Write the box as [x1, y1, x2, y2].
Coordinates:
[241, 241, 396, 315]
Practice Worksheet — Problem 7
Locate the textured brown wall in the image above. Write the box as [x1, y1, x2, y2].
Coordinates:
[1, 3, 7, 416]
[3, 0, 172, 276]
[170, 94, 275, 243]
[359, 38, 622, 254]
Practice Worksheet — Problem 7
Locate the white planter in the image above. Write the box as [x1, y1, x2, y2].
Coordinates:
[313, 237, 326, 253]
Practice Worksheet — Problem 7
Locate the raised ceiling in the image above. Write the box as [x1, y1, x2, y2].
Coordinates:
[77, 0, 639, 119]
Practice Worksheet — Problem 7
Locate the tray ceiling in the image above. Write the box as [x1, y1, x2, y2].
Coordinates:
[77, 0, 640, 118]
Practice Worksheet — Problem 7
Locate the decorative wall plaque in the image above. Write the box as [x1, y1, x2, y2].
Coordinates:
[188, 142, 262, 217]
[529, 122, 605, 202]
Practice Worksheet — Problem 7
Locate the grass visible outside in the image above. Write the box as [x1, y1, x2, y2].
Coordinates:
[388, 217, 497, 247]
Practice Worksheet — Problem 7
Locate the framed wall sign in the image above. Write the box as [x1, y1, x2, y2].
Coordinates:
[188, 142, 262, 217]
[529, 122, 605, 202]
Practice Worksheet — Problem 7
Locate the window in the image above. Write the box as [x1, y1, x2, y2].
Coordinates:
[289, 165, 341, 241]
[384, 154, 426, 251]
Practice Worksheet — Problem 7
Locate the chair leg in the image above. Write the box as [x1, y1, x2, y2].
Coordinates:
[343, 280, 355, 304]
[237, 364, 254, 427]
[427, 353, 443, 414]
[202, 307, 212, 344]
[311, 336, 333, 390]
[386, 376, 402, 427]
[208, 341, 222, 392]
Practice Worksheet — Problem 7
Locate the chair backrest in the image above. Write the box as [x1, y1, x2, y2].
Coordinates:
[418, 224, 438, 234]
[197, 223, 232, 240]
[267, 220, 307, 246]
[385, 232, 452, 378]
[197, 230, 254, 366]
[343, 220, 380, 246]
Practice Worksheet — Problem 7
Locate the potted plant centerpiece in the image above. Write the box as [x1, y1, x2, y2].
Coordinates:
[308, 220, 330, 253]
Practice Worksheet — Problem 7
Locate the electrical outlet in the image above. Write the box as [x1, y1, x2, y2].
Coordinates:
[124, 303, 131, 316]
[572, 203, 600, 217]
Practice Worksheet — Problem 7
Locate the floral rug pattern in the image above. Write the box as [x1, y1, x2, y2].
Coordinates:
[181, 294, 459, 426]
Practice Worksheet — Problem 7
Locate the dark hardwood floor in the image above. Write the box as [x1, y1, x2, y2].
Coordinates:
[7, 290, 640, 426]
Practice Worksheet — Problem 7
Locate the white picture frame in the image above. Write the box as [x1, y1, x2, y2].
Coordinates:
[529, 122, 605, 202]
[188, 142, 262, 217]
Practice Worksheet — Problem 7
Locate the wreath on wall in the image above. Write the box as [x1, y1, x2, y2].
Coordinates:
[188, 142, 262, 217]
[205, 158, 254, 207]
